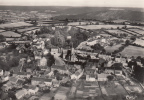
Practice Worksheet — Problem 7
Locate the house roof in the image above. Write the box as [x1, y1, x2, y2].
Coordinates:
[98, 74, 108, 79]
[44, 79, 52, 82]
[32, 77, 45, 82]
[15, 89, 27, 97]
[9, 77, 19, 83]
[52, 65, 66, 70]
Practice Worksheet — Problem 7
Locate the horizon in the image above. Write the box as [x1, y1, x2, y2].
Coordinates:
[0, 0, 143, 8]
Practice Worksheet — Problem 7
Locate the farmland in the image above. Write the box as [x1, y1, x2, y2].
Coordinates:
[105, 44, 123, 53]
[0, 22, 33, 28]
[77, 25, 136, 30]
[0, 31, 21, 37]
[0, 29, 5, 33]
[128, 28, 144, 35]
[17, 27, 39, 33]
[120, 29, 141, 36]
[106, 29, 132, 37]
[120, 45, 144, 57]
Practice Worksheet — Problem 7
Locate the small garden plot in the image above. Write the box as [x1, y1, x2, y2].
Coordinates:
[0, 31, 21, 37]
[133, 39, 144, 46]
[128, 28, 144, 35]
[120, 45, 144, 57]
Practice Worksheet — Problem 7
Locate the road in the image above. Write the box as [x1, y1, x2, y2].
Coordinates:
[52, 53, 65, 66]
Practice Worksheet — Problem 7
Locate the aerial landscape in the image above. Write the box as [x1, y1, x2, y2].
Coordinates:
[0, 0, 144, 100]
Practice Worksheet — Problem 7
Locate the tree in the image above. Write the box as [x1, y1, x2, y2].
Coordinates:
[91, 43, 104, 51]
[0, 35, 6, 42]
[107, 75, 114, 81]
[125, 40, 130, 45]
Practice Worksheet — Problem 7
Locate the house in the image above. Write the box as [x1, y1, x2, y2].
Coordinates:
[16, 79, 25, 87]
[84, 81, 99, 88]
[13, 72, 31, 78]
[44, 79, 52, 86]
[86, 74, 96, 81]
[2, 76, 9, 82]
[0, 69, 3, 76]
[1, 82, 13, 92]
[71, 70, 84, 80]
[51, 65, 68, 74]
[54, 87, 69, 100]
[98, 74, 108, 81]
[51, 47, 59, 54]
[52, 79, 60, 87]
[69, 86, 76, 97]
[29, 96, 39, 100]
[27, 86, 39, 95]
[31, 77, 44, 86]
[15, 89, 28, 99]
[85, 68, 95, 75]
[4, 71, 10, 76]
[9, 76, 19, 84]
[40, 93, 52, 100]
[54, 92, 67, 100]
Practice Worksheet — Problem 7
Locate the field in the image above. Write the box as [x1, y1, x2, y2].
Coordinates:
[0, 29, 5, 32]
[0, 31, 21, 37]
[106, 29, 132, 37]
[133, 39, 144, 46]
[128, 28, 144, 35]
[77, 25, 136, 30]
[121, 29, 141, 36]
[120, 45, 144, 57]
[17, 27, 39, 33]
[0, 22, 32, 28]
[105, 44, 122, 53]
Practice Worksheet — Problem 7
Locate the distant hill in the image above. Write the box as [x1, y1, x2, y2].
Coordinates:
[53, 7, 144, 21]
[0, 6, 143, 21]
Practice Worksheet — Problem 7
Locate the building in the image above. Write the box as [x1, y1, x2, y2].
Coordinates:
[44, 79, 52, 86]
[15, 89, 28, 99]
[51, 65, 68, 74]
[98, 74, 108, 81]
[0, 69, 3, 76]
[31, 77, 44, 86]
[54, 87, 69, 100]
[71, 70, 84, 80]
[27, 86, 39, 95]
[86, 74, 96, 81]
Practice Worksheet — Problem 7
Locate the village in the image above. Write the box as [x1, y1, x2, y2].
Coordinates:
[0, 8, 144, 100]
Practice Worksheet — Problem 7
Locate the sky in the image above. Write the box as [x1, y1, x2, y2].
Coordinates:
[0, 0, 144, 8]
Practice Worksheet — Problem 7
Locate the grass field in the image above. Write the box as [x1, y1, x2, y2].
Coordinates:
[0, 22, 32, 28]
[0, 29, 5, 32]
[17, 27, 39, 33]
[105, 44, 123, 53]
[133, 39, 144, 46]
[0, 31, 21, 37]
[120, 45, 144, 57]
[128, 28, 144, 35]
